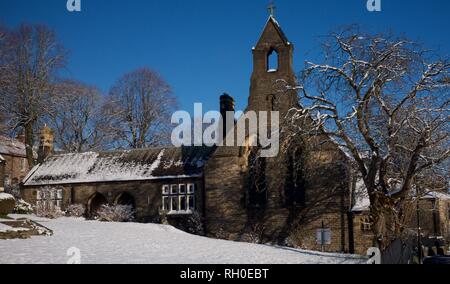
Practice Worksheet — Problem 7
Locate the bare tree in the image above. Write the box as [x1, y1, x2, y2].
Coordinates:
[281, 27, 449, 249]
[0, 24, 66, 166]
[46, 80, 111, 152]
[106, 68, 177, 149]
[0, 24, 10, 135]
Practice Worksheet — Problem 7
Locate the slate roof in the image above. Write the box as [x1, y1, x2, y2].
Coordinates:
[0, 135, 27, 158]
[23, 146, 215, 186]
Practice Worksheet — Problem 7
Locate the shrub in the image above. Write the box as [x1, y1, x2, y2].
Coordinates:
[185, 212, 205, 236]
[96, 204, 135, 222]
[65, 204, 86, 217]
[241, 223, 265, 244]
[14, 199, 33, 214]
[36, 207, 65, 219]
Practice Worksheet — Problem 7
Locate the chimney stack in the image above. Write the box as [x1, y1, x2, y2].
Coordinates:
[220, 93, 235, 140]
[38, 125, 54, 163]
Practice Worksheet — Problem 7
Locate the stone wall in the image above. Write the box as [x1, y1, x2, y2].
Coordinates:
[2, 154, 30, 186]
[22, 177, 204, 222]
[417, 199, 450, 243]
[352, 213, 376, 255]
[204, 136, 353, 253]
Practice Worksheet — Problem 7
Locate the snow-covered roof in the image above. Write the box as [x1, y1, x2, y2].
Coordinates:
[23, 146, 215, 186]
[352, 178, 450, 212]
[422, 191, 450, 201]
[0, 135, 27, 158]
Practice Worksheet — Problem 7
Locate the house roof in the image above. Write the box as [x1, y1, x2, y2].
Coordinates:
[352, 178, 450, 212]
[0, 135, 27, 158]
[23, 146, 215, 187]
[422, 191, 450, 201]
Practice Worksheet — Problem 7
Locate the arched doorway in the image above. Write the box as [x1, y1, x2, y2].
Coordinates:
[88, 193, 107, 218]
[115, 192, 136, 209]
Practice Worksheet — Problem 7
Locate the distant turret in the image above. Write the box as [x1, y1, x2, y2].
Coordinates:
[38, 125, 54, 163]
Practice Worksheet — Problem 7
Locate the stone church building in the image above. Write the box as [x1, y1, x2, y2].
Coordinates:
[22, 16, 368, 254]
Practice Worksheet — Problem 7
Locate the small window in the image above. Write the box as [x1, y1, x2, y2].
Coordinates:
[161, 183, 195, 214]
[361, 217, 372, 232]
[179, 196, 187, 211]
[162, 196, 170, 211]
[162, 185, 170, 195]
[267, 48, 278, 72]
[20, 159, 26, 172]
[4, 175, 10, 187]
[187, 184, 195, 194]
[179, 184, 186, 195]
[171, 185, 178, 195]
[57, 189, 63, 199]
[188, 195, 195, 211]
[43, 200, 48, 210]
[171, 197, 179, 212]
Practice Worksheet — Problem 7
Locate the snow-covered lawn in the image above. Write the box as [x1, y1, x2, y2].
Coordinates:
[0, 215, 367, 264]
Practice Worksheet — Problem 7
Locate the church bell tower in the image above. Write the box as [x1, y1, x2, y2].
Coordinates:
[247, 15, 298, 119]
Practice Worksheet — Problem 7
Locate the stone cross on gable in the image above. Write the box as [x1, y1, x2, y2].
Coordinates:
[268, 1, 276, 17]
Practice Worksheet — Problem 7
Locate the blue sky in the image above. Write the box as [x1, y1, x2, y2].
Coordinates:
[1, 0, 449, 113]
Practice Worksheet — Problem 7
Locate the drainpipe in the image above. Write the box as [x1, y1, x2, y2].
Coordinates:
[348, 211, 355, 254]
[347, 169, 356, 254]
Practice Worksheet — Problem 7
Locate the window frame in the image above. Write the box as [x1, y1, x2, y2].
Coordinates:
[187, 184, 195, 194]
[161, 183, 195, 215]
[179, 184, 187, 195]
[170, 184, 179, 195]
[360, 217, 372, 232]
[162, 185, 170, 195]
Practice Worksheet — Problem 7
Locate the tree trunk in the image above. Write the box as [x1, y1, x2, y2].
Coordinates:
[370, 192, 393, 251]
[24, 123, 35, 168]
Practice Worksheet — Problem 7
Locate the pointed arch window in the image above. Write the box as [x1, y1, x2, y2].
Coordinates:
[267, 48, 278, 72]
[285, 148, 306, 207]
[247, 149, 268, 208]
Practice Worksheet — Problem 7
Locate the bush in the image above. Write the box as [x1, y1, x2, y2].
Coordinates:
[14, 199, 33, 214]
[66, 204, 86, 217]
[241, 223, 265, 244]
[185, 212, 205, 236]
[96, 204, 135, 222]
[36, 207, 65, 219]
[0, 193, 16, 216]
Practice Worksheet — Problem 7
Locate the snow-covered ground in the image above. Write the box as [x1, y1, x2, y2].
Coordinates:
[0, 215, 367, 264]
